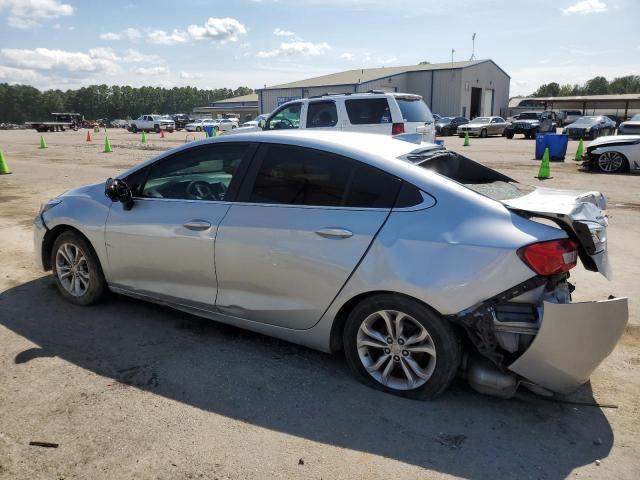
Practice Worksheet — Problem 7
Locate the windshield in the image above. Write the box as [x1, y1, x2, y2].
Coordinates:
[437, 117, 453, 123]
[573, 117, 597, 124]
[631, 114, 640, 121]
[396, 98, 434, 122]
[518, 113, 539, 120]
[470, 117, 490, 124]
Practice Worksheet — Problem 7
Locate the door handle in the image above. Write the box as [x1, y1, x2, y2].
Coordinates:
[315, 228, 353, 239]
[183, 220, 211, 231]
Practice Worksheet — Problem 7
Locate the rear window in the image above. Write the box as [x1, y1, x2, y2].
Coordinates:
[345, 98, 392, 124]
[396, 98, 433, 123]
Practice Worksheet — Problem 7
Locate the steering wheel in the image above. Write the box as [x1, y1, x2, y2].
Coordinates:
[187, 180, 213, 200]
[275, 118, 294, 129]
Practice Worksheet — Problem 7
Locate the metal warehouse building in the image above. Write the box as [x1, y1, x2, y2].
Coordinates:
[257, 59, 510, 119]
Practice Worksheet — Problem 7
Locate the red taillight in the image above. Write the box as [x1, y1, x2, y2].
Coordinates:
[518, 239, 579, 276]
[392, 122, 405, 135]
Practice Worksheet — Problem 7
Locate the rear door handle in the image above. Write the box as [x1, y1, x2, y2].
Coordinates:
[315, 228, 353, 239]
[183, 220, 211, 231]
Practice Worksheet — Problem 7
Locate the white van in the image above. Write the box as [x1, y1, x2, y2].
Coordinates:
[227, 92, 435, 142]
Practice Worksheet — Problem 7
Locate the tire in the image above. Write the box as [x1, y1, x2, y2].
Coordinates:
[132, 125, 138, 133]
[343, 294, 461, 400]
[167, 129, 174, 133]
[154, 124, 160, 133]
[51, 231, 107, 306]
[196, 126, 202, 132]
[597, 151, 628, 174]
[480, 128, 487, 138]
[506, 132, 514, 139]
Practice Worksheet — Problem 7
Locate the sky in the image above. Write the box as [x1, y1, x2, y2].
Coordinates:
[0, 0, 638, 96]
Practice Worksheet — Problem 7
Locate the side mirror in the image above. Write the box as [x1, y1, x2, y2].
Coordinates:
[105, 178, 134, 210]
[258, 119, 267, 129]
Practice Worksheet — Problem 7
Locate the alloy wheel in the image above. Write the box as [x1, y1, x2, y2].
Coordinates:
[598, 151, 624, 173]
[356, 310, 437, 390]
[55, 242, 90, 297]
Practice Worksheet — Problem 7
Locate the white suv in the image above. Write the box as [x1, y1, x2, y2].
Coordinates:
[227, 92, 435, 142]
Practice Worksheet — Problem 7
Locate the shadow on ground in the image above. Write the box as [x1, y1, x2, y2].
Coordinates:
[0, 277, 614, 478]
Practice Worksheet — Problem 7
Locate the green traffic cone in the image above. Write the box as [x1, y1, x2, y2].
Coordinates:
[103, 136, 113, 153]
[203, 130, 208, 138]
[94, 126, 100, 133]
[0, 150, 11, 174]
[537, 147, 552, 179]
[141, 131, 147, 144]
[463, 132, 470, 147]
[575, 138, 584, 161]
[39, 135, 48, 149]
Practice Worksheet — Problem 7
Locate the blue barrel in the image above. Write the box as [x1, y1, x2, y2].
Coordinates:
[536, 133, 569, 161]
[434, 139, 444, 146]
[203, 125, 216, 137]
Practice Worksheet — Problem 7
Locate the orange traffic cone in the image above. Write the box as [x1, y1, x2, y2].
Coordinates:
[160, 129, 165, 139]
[86, 130, 91, 142]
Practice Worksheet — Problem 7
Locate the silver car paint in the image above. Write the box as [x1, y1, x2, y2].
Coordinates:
[509, 298, 628, 393]
[587, 135, 640, 173]
[34, 131, 629, 394]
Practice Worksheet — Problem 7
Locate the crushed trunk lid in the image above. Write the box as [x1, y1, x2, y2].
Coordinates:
[502, 188, 611, 278]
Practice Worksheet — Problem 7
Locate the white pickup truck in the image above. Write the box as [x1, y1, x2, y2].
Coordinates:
[129, 115, 175, 133]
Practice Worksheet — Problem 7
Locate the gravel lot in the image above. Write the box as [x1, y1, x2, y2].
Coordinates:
[1, 128, 639, 479]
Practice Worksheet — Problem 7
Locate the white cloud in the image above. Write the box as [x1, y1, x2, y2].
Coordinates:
[99, 27, 143, 41]
[187, 17, 247, 42]
[257, 41, 330, 58]
[273, 28, 295, 37]
[180, 71, 204, 79]
[378, 57, 397, 64]
[120, 48, 162, 64]
[0, 47, 118, 74]
[147, 28, 189, 45]
[134, 66, 169, 75]
[339, 52, 354, 60]
[561, 0, 607, 15]
[0, 0, 73, 28]
[0, 65, 42, 82]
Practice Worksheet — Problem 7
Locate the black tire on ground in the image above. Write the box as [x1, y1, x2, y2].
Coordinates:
[480, 129, 487, 138]
[51, 230, 107, 306]
[167, 129, 174, 133]
[506, 132, 514, 139]
[154, 124, 160, 133]
[458, 134, 465, 138]
[132, 125, 138, 133]
[196, 126, 202, 132]
[343, 294, 462, 400]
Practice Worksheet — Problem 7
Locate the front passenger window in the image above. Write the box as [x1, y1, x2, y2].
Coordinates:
[141, 144, 248, 201]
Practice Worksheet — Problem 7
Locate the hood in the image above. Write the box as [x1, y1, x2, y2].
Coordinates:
[566, 121, 596, 128]
[514, 119, 539, 125]
[588, 135, 640, 148]
[223, 125, 261, 135]
[502, 188, 610, 279]
[620, 120, 640, 127]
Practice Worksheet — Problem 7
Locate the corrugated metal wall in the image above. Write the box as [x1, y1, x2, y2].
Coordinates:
[431, 69, 462, 117]
[406, 72, 433, 107]
[460, 62, 510, 118]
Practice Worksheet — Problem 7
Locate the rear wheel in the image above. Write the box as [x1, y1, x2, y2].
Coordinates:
[506, 132, 514, 139]
[196, 126, 202, 132]
[343, 294, 461, 400]
[597, 151, 627, 174]
[51, 231, 107, 306]
[154, 124, 160, 133]
[131, 125, 138, 133]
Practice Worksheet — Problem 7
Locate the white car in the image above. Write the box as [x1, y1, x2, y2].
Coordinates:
[617, 113, 640, 136]
[217, 118, 238, 132]
[185, 119, 218, 132]
[130, 115, 175, 133]
[584, 135, 640, 173]
[225, 92, 435, 142]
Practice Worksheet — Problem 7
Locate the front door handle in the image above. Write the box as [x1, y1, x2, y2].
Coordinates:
[315, 228, 353, 239]
[183, 220, 211, 231]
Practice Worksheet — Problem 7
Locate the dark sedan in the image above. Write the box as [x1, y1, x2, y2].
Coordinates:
[562, 116, 616, 140]
[435, 116, 469, 136]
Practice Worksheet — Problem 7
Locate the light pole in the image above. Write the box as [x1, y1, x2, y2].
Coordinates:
[470, 33, 476, 60]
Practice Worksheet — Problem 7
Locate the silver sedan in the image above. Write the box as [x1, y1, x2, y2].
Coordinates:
[34, 131, 627, 399]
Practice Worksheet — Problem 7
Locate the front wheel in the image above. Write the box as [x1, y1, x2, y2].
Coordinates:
[196, 126, 202, 132]
[506, 132, 514, 139]
[131, 125, 138, 133]
[51, 231, 107, 306]
[343, 294, 461, 400]
[480, 128, 487, 138]
[154, 124, 160, 133]
[597, 151, 627, 174]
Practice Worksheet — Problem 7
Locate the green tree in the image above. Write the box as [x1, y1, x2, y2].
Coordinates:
[583, 76, 609, 95]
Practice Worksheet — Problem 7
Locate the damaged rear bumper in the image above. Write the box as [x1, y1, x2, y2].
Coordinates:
[508, 298, 628, 394]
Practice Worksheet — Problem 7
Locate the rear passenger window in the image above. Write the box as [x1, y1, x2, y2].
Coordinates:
[346, 166, 400, 208]
[306, 101, 338, 128]
[345, 98, 392, 124]
[250, 145, 351, 206]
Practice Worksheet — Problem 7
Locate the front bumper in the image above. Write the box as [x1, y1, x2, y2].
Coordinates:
[458, 129, 481, 137]
[33, 213, 47, 270]
[509, 298, 628, 393]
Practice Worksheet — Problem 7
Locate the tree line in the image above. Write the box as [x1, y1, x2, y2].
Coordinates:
[531, 75, 640, 97]
[0, 84, 254, 124]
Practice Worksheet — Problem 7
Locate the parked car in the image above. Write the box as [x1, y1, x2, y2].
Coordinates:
[185, 119, 218, 133]
[562, 116, 616, 140]
[457, 116, 508, 138]
[241, 115, 268, 128]
[111, 119, 129, 129]
[172, 114, 192, 131]
[617, 113, 640, 136]
[504, 111, 557, 139]
[34, 131, 626, 400]
[557, 109, 582, 127]
[226, 92, 436, 142]
[435, 116, 469, 136]
[217, 118, 238, 132]
[582, 134, 640, 174]
[130, 115, 175, 133]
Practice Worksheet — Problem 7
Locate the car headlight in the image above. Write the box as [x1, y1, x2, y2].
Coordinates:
[39, 198, 62, 214]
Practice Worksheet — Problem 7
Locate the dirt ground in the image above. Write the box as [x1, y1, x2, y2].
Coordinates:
[0, 128, 639, 479]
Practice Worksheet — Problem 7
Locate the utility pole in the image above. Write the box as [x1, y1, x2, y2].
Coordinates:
[451, 49, 455, 64]
[470, 33, 476, 60]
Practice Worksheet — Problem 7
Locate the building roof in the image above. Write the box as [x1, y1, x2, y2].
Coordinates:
[261, 59, 504, 90]
[214, 93, 258, 104]
[521, 94, 640, 102]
